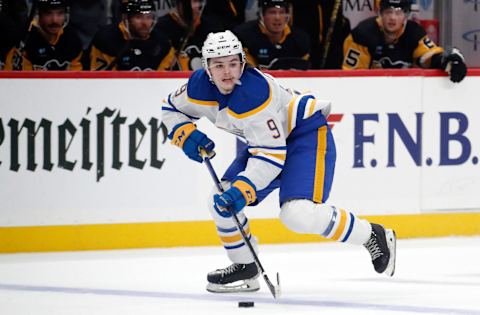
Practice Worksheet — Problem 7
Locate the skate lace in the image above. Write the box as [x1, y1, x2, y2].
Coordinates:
[221, 264, 241, 276]
[364, 233, 383, 260]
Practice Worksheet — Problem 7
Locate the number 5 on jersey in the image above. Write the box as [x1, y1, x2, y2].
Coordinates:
[345, 49, 361, 68]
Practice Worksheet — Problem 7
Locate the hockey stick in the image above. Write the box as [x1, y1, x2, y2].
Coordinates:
[319, 0, 341, 69]
[201, 150, 281, 299]
[12, 0, 37, 70]
[169, 1, 206, 70]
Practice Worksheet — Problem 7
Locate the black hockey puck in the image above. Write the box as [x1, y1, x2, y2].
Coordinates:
[238, 301, 255, 308]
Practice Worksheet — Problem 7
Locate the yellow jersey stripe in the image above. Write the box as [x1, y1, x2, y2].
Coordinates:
[287, 97, 295, 133]
[307, 99, 316, 118]
[249, 150, 286, 161]
[313, 126, 327, 203]
[187, 96, 219, 106]
[332, 209, 347, 241]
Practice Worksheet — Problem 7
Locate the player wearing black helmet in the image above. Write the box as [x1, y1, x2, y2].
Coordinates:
[259, 0, 288, 11]
[233, 0, 311, 70]
[343, 0, 467, 83]
[90, 0, 175, 71]
[379, 0, 411, 12]
[4, 0, 83, 70]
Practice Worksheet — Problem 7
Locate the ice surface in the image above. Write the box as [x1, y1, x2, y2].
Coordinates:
[0, 237, 479, 314]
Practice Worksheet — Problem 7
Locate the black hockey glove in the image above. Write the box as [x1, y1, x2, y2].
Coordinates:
[441, 48, 467, 83]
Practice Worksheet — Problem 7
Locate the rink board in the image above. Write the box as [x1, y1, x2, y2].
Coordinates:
[1, 213, 480, 253]
[1, 70, 480, 252]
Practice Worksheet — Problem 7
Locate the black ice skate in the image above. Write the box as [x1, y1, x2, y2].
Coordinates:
[206, 262, 260, 293]
[364, 223, 397, 276]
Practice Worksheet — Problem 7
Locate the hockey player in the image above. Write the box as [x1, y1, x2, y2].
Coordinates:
[342, 0, 467, 83]
[4, 0, 83, 71]
[233, 0, 311, 70]
[155, 0, 222, 70]
[90, 0, 175, 71]
[290, 0, 351, 69]
[0, 5, 19, 69]
[162, 30, 397, 293]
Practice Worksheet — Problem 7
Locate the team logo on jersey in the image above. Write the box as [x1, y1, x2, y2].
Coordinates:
[130, 66, 154, 71]
[373, 57, 411, 69]
[463, 29, 480, 51]
[259, 48, 269, 58]
[33, 59, 70, 70]
[38, 48, 47, 56]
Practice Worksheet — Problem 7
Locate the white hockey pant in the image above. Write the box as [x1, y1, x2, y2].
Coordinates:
[280, 199, 372, 245]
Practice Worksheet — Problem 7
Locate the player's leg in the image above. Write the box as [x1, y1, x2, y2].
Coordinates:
[206, 145, 280, 292]
[279, 200, 396, 276]
[206, 181, 260, 293]
[279, 114, 396, 276]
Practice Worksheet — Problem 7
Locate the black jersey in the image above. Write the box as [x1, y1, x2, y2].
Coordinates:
[90, 22, 175, 71]
[0, 13, 20, 70]
[343, 16, 444, 70]
[234, 21, 311, 70]
[155, 12, 222, 70]
[291, 0, 350, 69]
[5, 24, 83, 70]
[202, 0, 247, 30]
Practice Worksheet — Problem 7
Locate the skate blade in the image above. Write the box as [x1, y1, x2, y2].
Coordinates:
[384, 229, 397, 277]
[206, 278, 260, 293]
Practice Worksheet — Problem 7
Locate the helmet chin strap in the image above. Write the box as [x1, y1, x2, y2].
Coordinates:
[123, 18, 132, 38]
[63, 13, 69, 28]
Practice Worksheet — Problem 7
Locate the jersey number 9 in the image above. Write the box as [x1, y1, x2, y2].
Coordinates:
[267, 119, 281, 139]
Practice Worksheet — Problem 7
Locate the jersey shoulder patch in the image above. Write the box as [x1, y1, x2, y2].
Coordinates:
[227, 68, 271, 119]
[186, 69, 219, 106]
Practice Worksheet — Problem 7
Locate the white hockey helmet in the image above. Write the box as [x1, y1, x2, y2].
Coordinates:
[201, 30, 246, 73]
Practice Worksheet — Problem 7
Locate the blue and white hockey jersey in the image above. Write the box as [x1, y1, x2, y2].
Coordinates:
[161, 67, 331, 191]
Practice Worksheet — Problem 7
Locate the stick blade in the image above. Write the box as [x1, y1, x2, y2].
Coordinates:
[263, 273, 281, 299]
